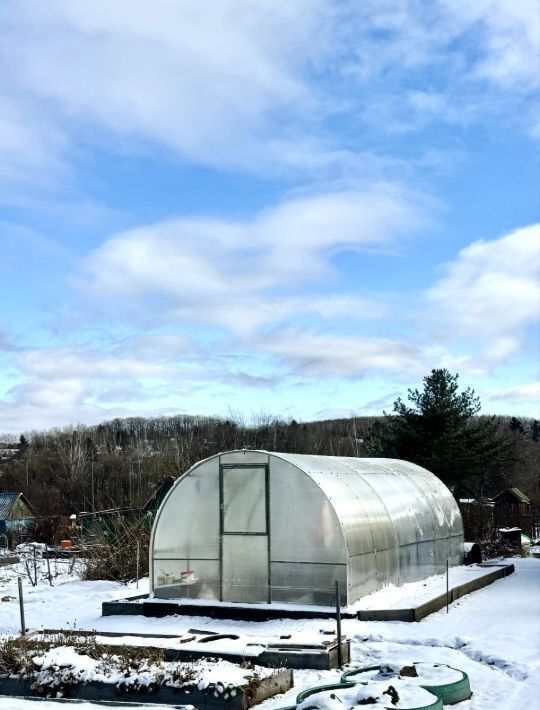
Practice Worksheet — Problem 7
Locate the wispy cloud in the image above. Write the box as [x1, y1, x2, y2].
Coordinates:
[343, 0, 539, 134]
[0, 330, 16, 352]
[0, 2, 537, 432]
[486, 382, 540, 412]
[1, 343, 198, 430]
[0, 0, 333, 180]
[260, 328, 425, 378]
[0, 0, 537, 190]
[2, 214, 539, 430]
[444, 0, 540, 91]
[0, 94, 68, 188]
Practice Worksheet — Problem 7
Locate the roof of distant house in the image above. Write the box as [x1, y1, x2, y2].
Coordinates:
[493, 487, 531, 504]
[0, 492, 37, 520]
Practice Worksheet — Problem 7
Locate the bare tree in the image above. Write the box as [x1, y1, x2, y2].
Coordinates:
[57, 430, 91, 508]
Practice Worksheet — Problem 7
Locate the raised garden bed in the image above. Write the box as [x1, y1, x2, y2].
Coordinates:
[31, 628, 349, 671]
[293, 678, 443, 709]
[342, 662, 472, 705]
[277, 661, 472, 709]
[0, 637, 292, 708]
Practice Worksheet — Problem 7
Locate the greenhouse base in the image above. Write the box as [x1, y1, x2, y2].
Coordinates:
[358, 562, 514, 622]
[102, 562, 514, 625]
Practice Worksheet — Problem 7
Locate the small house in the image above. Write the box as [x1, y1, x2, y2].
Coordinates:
[0, 492, 37, 537]
[493, 488, 531, 517]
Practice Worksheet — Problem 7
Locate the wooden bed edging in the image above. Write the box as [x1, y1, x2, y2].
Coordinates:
[0, 668, 293, 709]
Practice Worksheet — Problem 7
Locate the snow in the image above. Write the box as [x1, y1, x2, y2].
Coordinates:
[0, 556, 539, 709]
[350, 661, 464, 684]
[297, 692, 347, 710]
[298, 681, 439, 708]
[2, 703, 194, 710]
[499, 527, 521, 532]
[352, 564, 499, 611]
[148, 563, 506, 614]
[26, 644, 272, 694]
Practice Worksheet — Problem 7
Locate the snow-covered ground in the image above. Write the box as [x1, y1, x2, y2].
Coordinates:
[0, 703, 195, 710]
[0, 556, 538, 708]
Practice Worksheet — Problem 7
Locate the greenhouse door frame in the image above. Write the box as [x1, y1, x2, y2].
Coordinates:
[219, 462, 271, 603]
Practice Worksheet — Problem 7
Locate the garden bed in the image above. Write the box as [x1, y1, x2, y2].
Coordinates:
[0, 637, 292, 708]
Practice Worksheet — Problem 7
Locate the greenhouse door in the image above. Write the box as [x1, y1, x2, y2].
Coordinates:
[220, 464, 269, 603]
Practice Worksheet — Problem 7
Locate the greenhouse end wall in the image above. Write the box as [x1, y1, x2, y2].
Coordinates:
[149, 451, 464, 606]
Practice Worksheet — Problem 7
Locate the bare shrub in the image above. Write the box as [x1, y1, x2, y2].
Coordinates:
[478, 529, 519, 559]
[79, 514, 149, 583]
[0, 635, 41, 678]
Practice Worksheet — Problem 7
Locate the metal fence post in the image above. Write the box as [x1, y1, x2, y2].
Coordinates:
[335, 580, 342, 668]
[18, 577, 26, 635]
[446, 559, 449, 613]
[136, 539, 140, 590]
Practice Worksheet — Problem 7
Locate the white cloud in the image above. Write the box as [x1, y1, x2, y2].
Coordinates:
[261, 328, 425, 378]
[483, 382, 540, 417]
[0, 344, 197, 432]
[77, 185, 415, 340]
[0, 0, 334, 176]
[18, 348, 171, 381]
[79, 185, 429, 334]
[114, 333, 198, 360]
[0, 94, 67, 187]
[346, 0, 539, 134]
[0, 330, 15, 352]
[3, 217, 539, 431]
[426, 224, 540, 364]
[0, 336, 283, 432]
[488, 382, 540, 403]
[164, 294, 387, 338]
[4, 347, 175, 412]
[442, 0, 540, 91]
[0, 0, 537, 188]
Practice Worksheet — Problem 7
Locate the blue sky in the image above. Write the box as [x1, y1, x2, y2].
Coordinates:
[0, 0, 539, 434]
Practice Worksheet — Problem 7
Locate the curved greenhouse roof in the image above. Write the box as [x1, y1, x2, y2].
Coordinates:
[150, 450, 463, 606]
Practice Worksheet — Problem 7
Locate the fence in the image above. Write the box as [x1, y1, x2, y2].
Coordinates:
[459, 503, 540, 541]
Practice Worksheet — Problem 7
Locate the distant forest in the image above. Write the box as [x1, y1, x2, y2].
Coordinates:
[1, 411, 539, 516]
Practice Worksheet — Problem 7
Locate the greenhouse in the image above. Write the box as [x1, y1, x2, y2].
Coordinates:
[149, 450, 463, 606]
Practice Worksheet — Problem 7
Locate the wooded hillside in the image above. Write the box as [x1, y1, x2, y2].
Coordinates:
[1, 409, 538, 516]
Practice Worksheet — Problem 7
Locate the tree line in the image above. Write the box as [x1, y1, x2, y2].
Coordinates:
[0, 369, 538, 517]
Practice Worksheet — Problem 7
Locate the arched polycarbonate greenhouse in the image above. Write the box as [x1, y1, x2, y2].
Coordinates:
[150, 451, 463, 606]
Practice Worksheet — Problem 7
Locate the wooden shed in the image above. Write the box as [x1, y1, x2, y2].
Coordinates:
[0, 492, 37, 536]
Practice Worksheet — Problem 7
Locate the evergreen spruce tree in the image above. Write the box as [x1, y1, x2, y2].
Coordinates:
[17, 434, 29, 458]
[365, 368, 512, 492]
